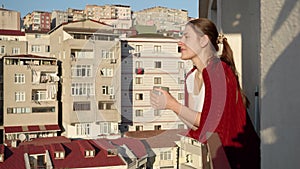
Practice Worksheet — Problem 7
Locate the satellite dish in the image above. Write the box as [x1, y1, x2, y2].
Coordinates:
[19, 134, 26, 141]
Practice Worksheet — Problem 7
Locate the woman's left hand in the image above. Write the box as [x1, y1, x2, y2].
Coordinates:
[150, 88, 178, 110]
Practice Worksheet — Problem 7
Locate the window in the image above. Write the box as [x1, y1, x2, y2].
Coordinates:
[35, 34, 41, 38]
[15, 73, 25, 84]
[75, 123, 90, 135]
[135, 45, 142, 52]
[136, 61, 142, 68]
[154, 125, 161, 130]
[71, 83, 94, 96]
[154, 77, 162, 84]
[7, 107, 31, 114]
[102, 86, 114, 95]
[154, 110, 161, 116]
[98, 101, 114, 110]
[76, 50, 93, 59]
[135, 125, 143, 131]
[178, 124, 185, 129]
[99, 122, 111, 134]
[154, 61, 162, 68]
[177, 46, 181, 53]
[32, 90, 48, 101]
[45, 45, 50, 52]
[178, 93, 184, 100]
[54, 152, 64, 159]
[12, 48, 20, 54]
[178, 61, 184, 69]
[160, 151, 172, 160]
[71, 65, 92, 77]
[136, 77, 143, 84]
[85, 150, 95, 157]
[154, 45, 161, 53]
[135, 93, 143, 100]
[101, 50, 114, 59]
[32, 107, 55, 113]
[0, 46, 5, 54]
[73, 102, 91, 111]
[135, 109, 143, 117]
[15, 92, 25, 102]
[100, 68, 113, 77]
[31, 45, 41, 52]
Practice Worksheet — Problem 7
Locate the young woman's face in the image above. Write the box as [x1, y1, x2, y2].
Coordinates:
[178, 24, 201, 60]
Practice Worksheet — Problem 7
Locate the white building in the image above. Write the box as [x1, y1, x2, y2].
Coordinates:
[120, 34, 192, 132]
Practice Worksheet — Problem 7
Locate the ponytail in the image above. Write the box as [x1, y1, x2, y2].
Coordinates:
[220, 38, 250, 108]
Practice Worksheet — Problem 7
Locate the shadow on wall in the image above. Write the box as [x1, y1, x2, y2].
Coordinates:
[261, 32, 300, 169]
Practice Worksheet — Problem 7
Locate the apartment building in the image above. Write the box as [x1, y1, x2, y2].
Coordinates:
[85, 4, 132, 29]
[120, 34, 192, 133]
[0, 54, 60, 146]
[23, 11, 51, 31]
[0, 29, 27, 57]
[25, 30, 50, 57]
[49, 19, 121, 139]
[133, 6, 188, 31]
[67, 8, 85, 21]
[0, 8, 20, 30]
[51, 10, 69, 29]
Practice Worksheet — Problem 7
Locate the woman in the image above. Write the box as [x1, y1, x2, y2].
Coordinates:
[150, 18, 260, 169]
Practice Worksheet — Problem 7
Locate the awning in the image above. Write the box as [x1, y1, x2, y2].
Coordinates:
[4, 124, 60, 134]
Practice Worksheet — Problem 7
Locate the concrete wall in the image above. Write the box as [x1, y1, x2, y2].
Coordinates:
[260, 0, 300, 168]
[214, 0, 299, 168]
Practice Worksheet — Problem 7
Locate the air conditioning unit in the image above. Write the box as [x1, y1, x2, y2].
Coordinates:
[110, 59, 117, 64]
[110, 95, 115, 99]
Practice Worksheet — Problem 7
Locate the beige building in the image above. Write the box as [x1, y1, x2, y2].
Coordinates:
[120, 34, 192, 133]
[0, 8, 20, 30]
[133, 6, 188, 31]
[51, 10, 69, 29]
[49, 19, 121, 139]
[0, 30, 27, 57]
[85, 4, 132, 29]
[1, 54, 60, 146]
[25, 30, 50, 57]
[67, 8, 85, 21]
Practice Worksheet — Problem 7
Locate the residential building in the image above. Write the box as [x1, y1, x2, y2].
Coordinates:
[120, 34, 192, 133]
[23, 11, 51, 31]
[67, 8, 85, 21]
[85, 4, 132, 29]
[0, 8, 20, 30]
[25, 30, 50, 57]
[0, 137, 127, 168]
[51, 10, 69, 29]
[49, 19, 122, 139]
[0, 54, 60, 146]
[125, 129, 192, 169]
[133, 6, 188, 32]
[0, 29, 27, 57]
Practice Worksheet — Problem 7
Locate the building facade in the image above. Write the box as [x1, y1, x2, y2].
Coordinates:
[23, 11, 51, 31]
[49, 19, 122, 139]
[120, 34, 192, 133]
[0, 8, 20, 30]
[0, 30, 27, 57]
[51, 10, 69, 29]
[25, 30, 50, 57]
[133, 6, 188, 32]
[1, 54, 60, 146]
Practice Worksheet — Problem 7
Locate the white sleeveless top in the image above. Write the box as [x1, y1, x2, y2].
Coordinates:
[186, 70, 205, 112]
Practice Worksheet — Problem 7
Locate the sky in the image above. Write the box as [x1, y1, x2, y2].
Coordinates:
[1, 0, 199, 18]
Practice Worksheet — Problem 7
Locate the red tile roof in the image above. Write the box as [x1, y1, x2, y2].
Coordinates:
[19, 136, 71, 146]
[0, 29, 25, 36]
[0, 139, 126, 168]
[111, 137, 147, 159]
